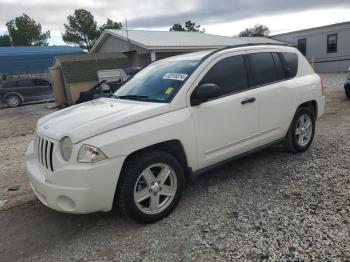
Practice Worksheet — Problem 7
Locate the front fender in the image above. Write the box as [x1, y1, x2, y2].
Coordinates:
[80, 108, 198, 171]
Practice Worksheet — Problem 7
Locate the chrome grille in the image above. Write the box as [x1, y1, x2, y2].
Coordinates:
[34, 134, 54, 172]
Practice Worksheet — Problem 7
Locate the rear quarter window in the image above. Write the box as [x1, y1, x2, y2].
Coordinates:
[281, 52, 298, 78]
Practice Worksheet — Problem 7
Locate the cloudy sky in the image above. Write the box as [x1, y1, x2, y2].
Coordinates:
[0, 0, 350, 45]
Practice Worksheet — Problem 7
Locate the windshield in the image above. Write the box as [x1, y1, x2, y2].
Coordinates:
[114, 60, 199, 102]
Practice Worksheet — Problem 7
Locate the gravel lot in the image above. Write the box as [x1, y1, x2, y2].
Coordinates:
[0, 73, 349, 262]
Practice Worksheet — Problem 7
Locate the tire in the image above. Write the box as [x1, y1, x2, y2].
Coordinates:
[345, 88, 350, 98]
[284, 107, 315, 153]
[6, 95, 21, 107]
[116, 150, 186, 223]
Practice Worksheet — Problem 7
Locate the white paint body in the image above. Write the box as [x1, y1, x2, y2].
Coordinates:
[26, 45, 325, 214]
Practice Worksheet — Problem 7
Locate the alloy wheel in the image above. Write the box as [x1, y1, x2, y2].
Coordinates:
[7, 96, 20, 107]
[133, 163, 177, 215]
[295, 114, 313, 147]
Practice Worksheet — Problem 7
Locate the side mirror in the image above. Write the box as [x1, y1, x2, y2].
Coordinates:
[191, 83, 221, 106]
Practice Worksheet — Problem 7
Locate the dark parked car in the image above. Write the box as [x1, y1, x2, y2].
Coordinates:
[0, 78, 52, 107]
[344, 68, 350, 99]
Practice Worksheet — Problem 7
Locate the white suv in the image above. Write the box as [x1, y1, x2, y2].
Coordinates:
[26, 44, 325, 223]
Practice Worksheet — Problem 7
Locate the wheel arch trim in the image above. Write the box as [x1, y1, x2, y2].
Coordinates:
[4, 92, 24, 103]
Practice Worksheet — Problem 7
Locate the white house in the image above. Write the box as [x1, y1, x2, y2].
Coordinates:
[91, 30, 284, 67]
[271, 21, 350, 73]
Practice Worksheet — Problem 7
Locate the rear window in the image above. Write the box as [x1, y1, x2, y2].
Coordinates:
[281, 52, 298, 78]
[272, 53, 286, 80]
[249, 52, 278, 86]
[34, 79, 50, 86]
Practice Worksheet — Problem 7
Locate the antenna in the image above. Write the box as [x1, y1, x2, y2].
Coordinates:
[125, 17, 129, 42]
[8, 30, 13, 47]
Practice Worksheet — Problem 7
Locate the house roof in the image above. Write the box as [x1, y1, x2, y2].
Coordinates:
[271, 21, 350, 37]
[92, 30, 285, 52]
[56, 52, 126, 62]
[0, 46, 83, 56]
[0, 46, 84, 75]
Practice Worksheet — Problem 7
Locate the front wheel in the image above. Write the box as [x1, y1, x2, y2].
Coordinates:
[284, 107, 315, 153]
[116, 151, 185, 223]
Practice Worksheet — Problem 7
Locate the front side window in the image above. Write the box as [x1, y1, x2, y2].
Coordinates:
[3, 81, 17, 88]
[249, 52, 278, 86]
[114, 60, 199, 103]
[199, 55, 249, 97]
[327, 34, 337, 53]
[298, 38, 307, 56]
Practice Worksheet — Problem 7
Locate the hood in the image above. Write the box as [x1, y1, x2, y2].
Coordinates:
[37, 98, 169, 143]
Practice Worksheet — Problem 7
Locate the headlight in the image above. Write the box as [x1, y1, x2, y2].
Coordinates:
[60, 136, 72, 161]
[78, 145, 107, 163]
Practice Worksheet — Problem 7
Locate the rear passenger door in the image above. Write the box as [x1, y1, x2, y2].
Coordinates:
[247, 51, 294, 146]
[15, 79, 36, 100]
[34, 79, 52, 98]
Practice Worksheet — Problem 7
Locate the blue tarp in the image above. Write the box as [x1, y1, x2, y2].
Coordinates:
[0, 46, 84, 75]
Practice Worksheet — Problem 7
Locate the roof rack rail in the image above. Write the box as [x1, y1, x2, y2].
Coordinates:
[201, 42, 295, 62]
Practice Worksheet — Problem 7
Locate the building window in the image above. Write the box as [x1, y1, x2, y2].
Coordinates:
[327, 34, 337, 53]
[297, 38, 307, 56]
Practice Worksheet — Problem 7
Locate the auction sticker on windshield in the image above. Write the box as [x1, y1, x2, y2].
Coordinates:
[163, 73, 188, 81]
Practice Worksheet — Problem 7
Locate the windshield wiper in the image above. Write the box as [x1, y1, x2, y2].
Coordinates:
[109, 94, 119, 99]
[117, 95, 149, 100]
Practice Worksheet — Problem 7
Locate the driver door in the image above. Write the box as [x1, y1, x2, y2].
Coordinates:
[189, 52, 260, 169]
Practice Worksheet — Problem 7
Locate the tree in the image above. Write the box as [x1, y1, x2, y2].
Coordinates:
[169, 23, 185, 31]
[99, 19, 122, 34]
[0, 35, 11, 46]
[62, 9, 123, 51]
[62, 9, 99, 51]
[170, 20, 205, 32]
[5, 14, 50, 46]
[239, 24, 270, 37]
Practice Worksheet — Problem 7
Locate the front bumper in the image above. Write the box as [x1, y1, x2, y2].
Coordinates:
[26, 141, 125, 214]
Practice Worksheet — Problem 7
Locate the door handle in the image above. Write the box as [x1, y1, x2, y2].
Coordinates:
[241, 97, 256, 105]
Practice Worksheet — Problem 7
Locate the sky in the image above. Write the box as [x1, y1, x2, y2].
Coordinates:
[0, 0, 350, 45]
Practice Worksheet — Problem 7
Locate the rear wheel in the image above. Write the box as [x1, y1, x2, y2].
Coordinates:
[285, 107, 315, 153]
[6, 95, 21, 107]
[116, 150, 185, 223]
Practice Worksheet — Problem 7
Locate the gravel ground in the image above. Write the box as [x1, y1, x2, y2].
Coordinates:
[0, 102, 57, 209]
[0, 73, 349, 262]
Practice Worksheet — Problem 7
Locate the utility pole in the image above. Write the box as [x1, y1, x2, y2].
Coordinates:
[8, 30, 13, 47]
